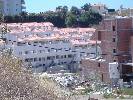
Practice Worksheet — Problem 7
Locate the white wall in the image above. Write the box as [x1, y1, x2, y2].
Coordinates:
[2, 0, 23, 15]
[109, 62, 120, 79]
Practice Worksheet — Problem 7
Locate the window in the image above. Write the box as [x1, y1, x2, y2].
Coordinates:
[25, 58, 33, 62]
[112, 72, 115, 75]
[113, 60, 116, 62]
[64, 55, 67, 58]
[48, 49, 50, 52]
[47, 56, 50, 60]
[19, 52, 22, 55]
[98, 63, 100, 67]
[39, 58, 42, 61]
[40, 41, 45, 45]
[61, 62, 64, 64]
[43, 64, 45, 66]
[68, 54, 72, 58]
[56, 55, 59, 59]
[34, 41, 38, 43]
[101, 74, 104, 82]
[30, 58, 33, 62]
[61, 55, 64, 59]
[28, 42, 31, 45]
[25, 51, 29, 54]
[33, 50, 36, 53]
[39, 50, 44, 53]
[58, 48, 62, 52]
[17, 42, 25, 46]
[34, 58, 38, 62]
[39, 64, 42, 67]
[112, 37, 116, 42]
[25, 59, 29, 62]
[113, 49, 116, 53]
[112, 26, 116, 31]
[98, 31, 101, 40]
[98, 6, 100, 10]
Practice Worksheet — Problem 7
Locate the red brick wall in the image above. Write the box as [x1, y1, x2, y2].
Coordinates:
[117, 18, 132, 29]
[82, 17, 133, 83]
[96, 18, 133, 63]
[116, 18, 133, 62]
[131, 36, 133, 62]
[81, 59, 110, 83]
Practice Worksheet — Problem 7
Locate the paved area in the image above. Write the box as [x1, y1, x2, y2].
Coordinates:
[70, 94, 103, 100]
[70, 94, 133, 100]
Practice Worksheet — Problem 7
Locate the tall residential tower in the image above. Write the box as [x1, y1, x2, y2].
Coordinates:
[0, 0, 26, 16]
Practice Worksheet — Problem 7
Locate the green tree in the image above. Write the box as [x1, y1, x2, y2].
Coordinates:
[79, 11, 91, 27]
[81, 3, 92, 11]
[55, 6, 68, 27]
[70, 6, 80, 15]
[90, 11, 102, 25]
[56, 6, 63, 12]
[65, 12, 77, 27]
[4, 16, 14, 23]
[3, 4, 102, 28]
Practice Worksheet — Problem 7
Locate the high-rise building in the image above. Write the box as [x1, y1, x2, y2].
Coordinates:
[0, 0, 26, 16]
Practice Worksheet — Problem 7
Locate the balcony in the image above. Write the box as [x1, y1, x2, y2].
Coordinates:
[21, 0, 25, 4]
[21, 5, 26, 10]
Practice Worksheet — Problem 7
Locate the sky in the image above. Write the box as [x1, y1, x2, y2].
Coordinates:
[25, 0, 133, 13]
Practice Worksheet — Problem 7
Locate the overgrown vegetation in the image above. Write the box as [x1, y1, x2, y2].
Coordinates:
[103, 88, 133, 99]
[0, 50, 69, 100]
[121, 88, 133, 95]
[4, 3, 102, 28]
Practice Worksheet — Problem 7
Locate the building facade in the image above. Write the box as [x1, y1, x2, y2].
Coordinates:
[81, 16, 133, 83]
[4, 22, 101, 73]
[91, 3, 108, 15]
[0, 0, 25, 15]
[118, 8, 133, 17]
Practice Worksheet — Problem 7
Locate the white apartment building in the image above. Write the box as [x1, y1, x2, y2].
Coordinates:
[118, 8, 133, 17]
[91, 3, 108, 15]
[5, 22, 102, 72]
[0, 0, 25, 15]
